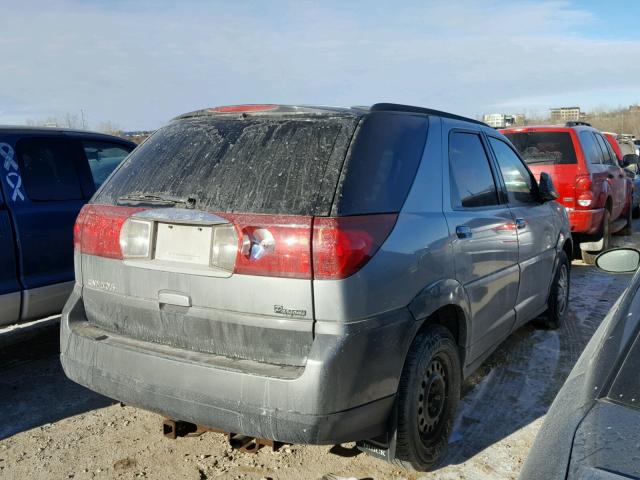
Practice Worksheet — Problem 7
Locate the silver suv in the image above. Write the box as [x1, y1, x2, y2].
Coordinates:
[61, 103, 572, 471]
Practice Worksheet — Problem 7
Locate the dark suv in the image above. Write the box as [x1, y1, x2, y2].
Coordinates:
[0, 127, 134, 326]
[61, 104, 571, 471]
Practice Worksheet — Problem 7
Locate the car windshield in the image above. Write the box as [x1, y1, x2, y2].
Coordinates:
[503, 131, 577, 165]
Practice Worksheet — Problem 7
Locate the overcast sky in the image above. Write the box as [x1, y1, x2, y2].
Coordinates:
[1, 0, 639, 130]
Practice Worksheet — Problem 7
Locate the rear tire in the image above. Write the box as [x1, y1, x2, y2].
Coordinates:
[394, 325, 461, 472]
[581, 209, 611, 265]
[535, 251, 570, 329]
[633, 205, 640, 219]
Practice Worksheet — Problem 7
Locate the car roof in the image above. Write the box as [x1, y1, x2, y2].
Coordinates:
[174, 103, 489, 127]
[501, 123, 597, 133]
[0, 125, 134, 142]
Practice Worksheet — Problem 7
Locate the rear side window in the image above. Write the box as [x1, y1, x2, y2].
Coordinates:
[333, 112, 428, 215]
[579, 131, 602, 164]
[594, 134, 618, 166]
[489, 137, 537, 204]
[16, 138, 82, 201]
[95, 115, 358, 215]
[82, 141, 132, 189]
[504, 132, 577, 165]
[449, 132, 499, 208]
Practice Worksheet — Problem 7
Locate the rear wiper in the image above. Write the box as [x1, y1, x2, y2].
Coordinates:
[116, 194, 197, 209]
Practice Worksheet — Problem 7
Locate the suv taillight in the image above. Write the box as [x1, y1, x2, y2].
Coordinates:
[74, 205, 144, 259]
[574, 174, 593, 208]
[75, 206, 396, 280]
[312, 214, 397, 279]
[220, 213, 397, 279]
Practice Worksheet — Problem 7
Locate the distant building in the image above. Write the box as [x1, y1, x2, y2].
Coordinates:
[482, 113, 525, 128]
[629, 105, 640, 113]
[550, 107, 586, 123]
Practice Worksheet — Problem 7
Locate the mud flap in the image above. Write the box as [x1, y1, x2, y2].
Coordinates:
[356, 402, 398, 463]
[580, 238, 603, 252]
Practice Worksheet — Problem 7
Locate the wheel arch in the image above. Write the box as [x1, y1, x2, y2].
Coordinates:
[407, 279, 470, 371]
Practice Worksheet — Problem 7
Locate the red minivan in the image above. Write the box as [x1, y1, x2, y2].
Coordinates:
[501, 122, 633, 264]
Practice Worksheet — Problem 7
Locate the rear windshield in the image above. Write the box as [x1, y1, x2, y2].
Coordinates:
[503, 131, 577, 165]
[94, 115, 358, 215]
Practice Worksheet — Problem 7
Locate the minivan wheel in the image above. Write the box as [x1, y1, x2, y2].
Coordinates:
[535, 250, 570, 329]
[394, 325, 461, 472]
[581, 209, 611, 265]
[633, 204, 640, 219]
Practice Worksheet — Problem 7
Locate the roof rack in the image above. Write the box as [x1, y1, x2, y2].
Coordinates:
[370, 103, 487, 126]
[565, 121, 591, 127]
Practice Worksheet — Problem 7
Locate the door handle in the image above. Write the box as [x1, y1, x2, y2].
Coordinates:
[515, 218, 527, 229]
[456, 226, 472, 239]
[619, 174, 624, 178]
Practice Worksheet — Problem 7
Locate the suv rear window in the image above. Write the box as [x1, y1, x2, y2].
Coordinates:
[503, 131, 577, 165]
[95, 115, 358, 216]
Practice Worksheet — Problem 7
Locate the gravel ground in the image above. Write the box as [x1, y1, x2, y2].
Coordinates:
[1, 225, 638, 480]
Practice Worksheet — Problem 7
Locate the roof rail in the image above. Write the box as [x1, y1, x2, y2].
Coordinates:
[370, 103, 487, 126]
[565, 121, 591, 127]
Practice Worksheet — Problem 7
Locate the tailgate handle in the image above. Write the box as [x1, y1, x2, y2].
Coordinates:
[158, 291, 191, 307]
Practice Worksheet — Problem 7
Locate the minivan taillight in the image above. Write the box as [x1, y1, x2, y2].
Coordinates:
[74, 205, 144, 259]
[312, 214, 397, 279]
[75, 207, 396, 280]
[221, 213, 397, 280]
[222, 214, 313, 279]
[574, 174, 593, 208]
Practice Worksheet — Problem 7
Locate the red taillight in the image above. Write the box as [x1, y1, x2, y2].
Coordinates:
[575, 174, 593, 208]
[221, 214, 313, 279]
[312, 214, 397, 280]
[220, 213, 396, 280]
[75, 206, 396, 280]
[208, 104, 278, 113]
[74, 205, 144, 259]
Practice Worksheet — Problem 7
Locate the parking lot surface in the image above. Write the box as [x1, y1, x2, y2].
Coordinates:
[0, 225, 638, 480]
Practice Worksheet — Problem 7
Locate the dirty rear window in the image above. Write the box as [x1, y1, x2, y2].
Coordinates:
[503, 132, 577, 165]
[94, 115, 358, 215]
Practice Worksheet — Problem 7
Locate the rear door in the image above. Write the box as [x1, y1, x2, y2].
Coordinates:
[0, 150, 21, 325]
[8, 135, 86, 319]
[444, 126, 519, 364]
[486, 135, 557, 325]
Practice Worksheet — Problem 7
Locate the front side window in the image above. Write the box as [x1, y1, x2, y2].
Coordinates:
[16, 138, 82, 201]
[83, 141, 132, 189]
[489, 137, 536, 204]
[449, 132, 499, 208]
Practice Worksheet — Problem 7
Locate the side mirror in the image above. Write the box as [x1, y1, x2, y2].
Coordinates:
[622, 154, 639, 167]
[595, 248, 640, 273]
[538, 172, 559, 202]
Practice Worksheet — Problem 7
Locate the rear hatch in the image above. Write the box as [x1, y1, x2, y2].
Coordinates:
[502, 129, 581, 208]
[75, 106, 428, 367]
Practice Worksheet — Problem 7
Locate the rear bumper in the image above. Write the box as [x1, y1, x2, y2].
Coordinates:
[60, 287, 415, 444]
[568, 208, 604, 235]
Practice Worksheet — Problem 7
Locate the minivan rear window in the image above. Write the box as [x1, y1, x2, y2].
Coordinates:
[503, 131, 577, 165]
[95, 115, 358, 216]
